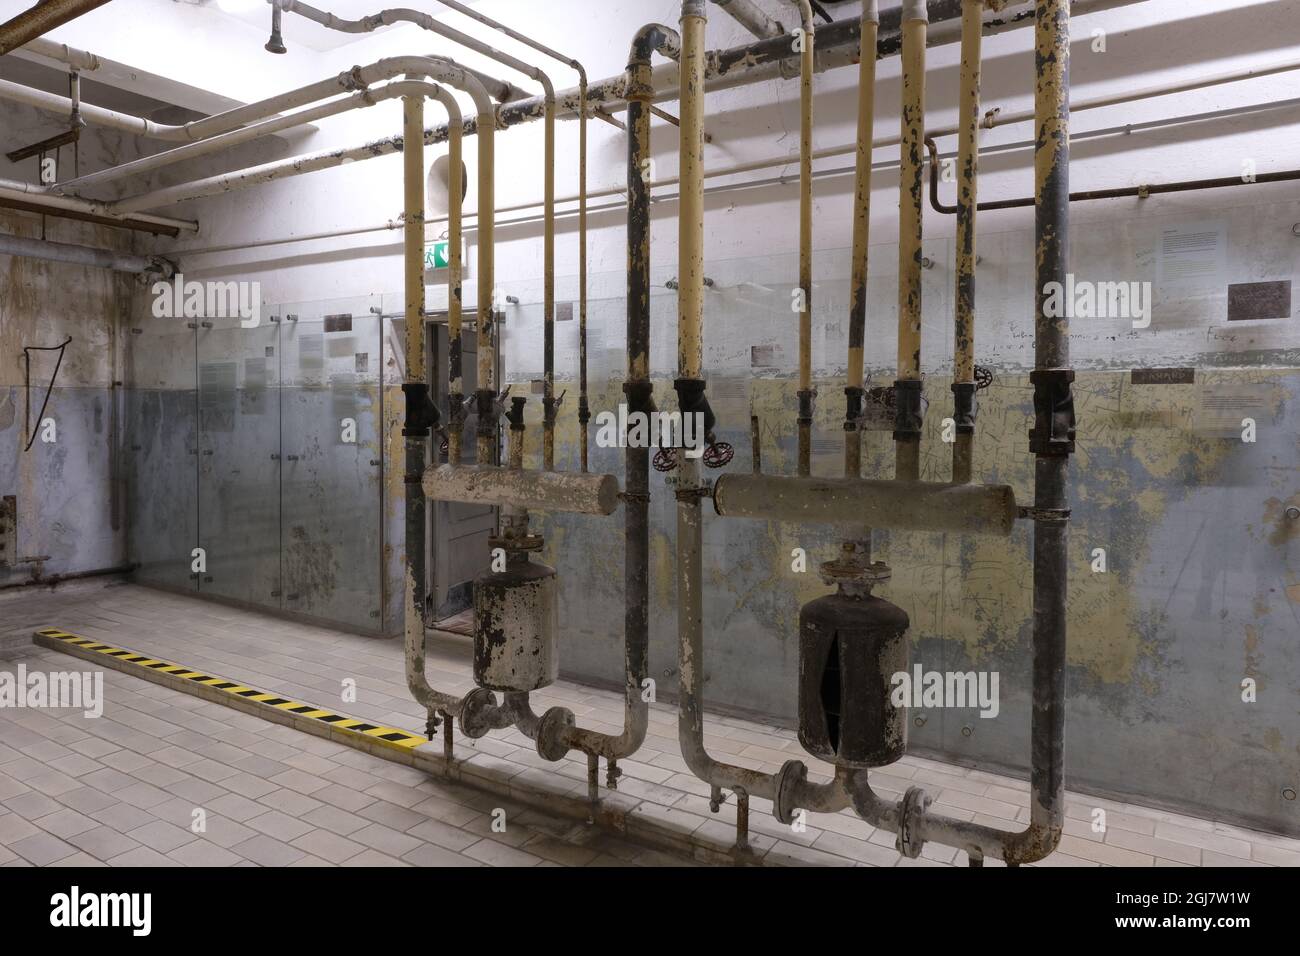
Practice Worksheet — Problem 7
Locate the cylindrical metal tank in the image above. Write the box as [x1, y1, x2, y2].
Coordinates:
[473, 556, 558, 692]
[798, 591, 910, 768]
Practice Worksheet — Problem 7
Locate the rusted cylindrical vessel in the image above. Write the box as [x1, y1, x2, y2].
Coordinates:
[473, 556, 558, 692]
[798, 591, 909, 768]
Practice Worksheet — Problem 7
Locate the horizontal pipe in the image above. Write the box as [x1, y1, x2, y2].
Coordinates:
[0, 196, 182, 236]
[712, 474, 1018, 536]
[0, 0, 110, 55]
[0, 178, 199, 232]
[423, 464, 619, 516]
[0, 233, 174, 275]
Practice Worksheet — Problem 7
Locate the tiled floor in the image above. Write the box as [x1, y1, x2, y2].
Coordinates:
[2, 580, 1298, 868]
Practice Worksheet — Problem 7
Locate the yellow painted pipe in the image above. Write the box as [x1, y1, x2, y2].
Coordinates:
[677, 7, 706, 382]
[403, 93, 426, 387]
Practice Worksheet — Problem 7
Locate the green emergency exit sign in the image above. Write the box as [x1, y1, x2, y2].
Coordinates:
[425, 240, 455, 270]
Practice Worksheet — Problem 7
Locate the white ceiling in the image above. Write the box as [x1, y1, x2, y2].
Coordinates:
[202, 0, 492, 52]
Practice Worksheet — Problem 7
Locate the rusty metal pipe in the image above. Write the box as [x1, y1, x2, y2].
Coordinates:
[0, 0, 110, 56]
[894, 0, 927, 482]
[844, 1, 880, 566]
[794, 0, 815, 478]
[712, 474, 1017, 536]
[951, 0, 982, 484]
[710, 0, 784, 38]
[423, 464, 618, 516]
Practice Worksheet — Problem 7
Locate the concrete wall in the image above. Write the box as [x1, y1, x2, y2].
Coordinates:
[0, 96, 158, 584]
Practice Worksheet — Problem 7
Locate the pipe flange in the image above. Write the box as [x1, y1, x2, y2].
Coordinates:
[773, 759, 807, 826]
[819, 558, 891, 595]
[895, 785, 932, 859]
[457, 687, 498, 740]
[535, 706, 575, 762]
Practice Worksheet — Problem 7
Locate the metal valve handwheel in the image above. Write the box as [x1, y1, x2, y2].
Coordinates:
[703, 441, 734, 469]
[653, 448, 679, 472]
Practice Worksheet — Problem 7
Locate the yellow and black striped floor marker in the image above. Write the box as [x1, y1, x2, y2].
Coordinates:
[34, 627, 428, 755]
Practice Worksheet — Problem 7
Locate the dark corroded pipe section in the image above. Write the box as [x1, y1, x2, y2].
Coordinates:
[423, 464, 619, 516]
[0, 0, 110, 54]
[851, 0, 1074, 866]
[893, 0, 928, 483]
[951, 0, 982, 484]
[712, 474, 1017, 536]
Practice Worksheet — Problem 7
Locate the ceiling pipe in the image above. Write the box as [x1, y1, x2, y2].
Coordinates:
[0, 0, 111, 55]
[0, 232, 173, 276]
[0, 176, 196, 232]
[277, 1, 560, 474]
[163, 59, 1300, 259]
[711, 0, 785, 38]
[0, 196, 181, 236]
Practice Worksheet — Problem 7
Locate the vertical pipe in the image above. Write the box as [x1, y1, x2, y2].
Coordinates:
[951, 0, 981, 483]
[678, 4, 707, 383]
[894, 0, 928, 482]
[795, 0, 815, 478]
[1027, 0, 1072, 853]
[578, 76, 590, 473]
[542, 93, 557, 471]
[845, 3, 878, 562]
[403, 91, 430, 634]
[439, 89, 465, 466]
[475, 95, 497, 467]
